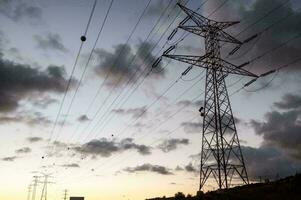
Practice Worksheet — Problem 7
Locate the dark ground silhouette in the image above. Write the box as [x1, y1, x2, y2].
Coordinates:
[146, 174, 301, 200]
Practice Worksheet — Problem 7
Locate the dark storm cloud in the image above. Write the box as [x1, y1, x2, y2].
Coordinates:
[0, 54, 73, 112]
[181, 122, 202, 134]
[73, 138, 151, 158]
[124, 163, 173, 175]
[157, 138, 189, 152]
[2, 156, 17, 162]
[26, 136, 43, 143]
[250, 107, 301, 159]
[78, 114, 90, 122]
[93, 41, 164, 88]
[211, 0, 301, 74]
[15, 147, 31, 154]
[245, 92, 301, 178]
[33, 33, 68, 52]
[0, 0, 42, 22]
[111, 106, 147, 119]
[273, 93, 301, 109]
[242, 146, 301, 181]
[61, 163, 80, 168]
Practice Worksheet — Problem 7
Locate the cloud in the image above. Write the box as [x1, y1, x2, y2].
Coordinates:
[210, 0, 301, 74]
[2, 156, 17, 162]
[0, 54, 73, 112]
[93, 41, 164, 88]
[273, 93, 301, 109]
[181, 122, 202, 134]
[33, 33, 68, 52]
[250, 92, 301, 159]
[242, 146, 301, 181]
[157, 138, 189, 152]
[176, 100, 203, 107]
[15, 147, 31, 154]
[61, 163, 80, 168]
[78, 114, 90, 122]
[26, 137, 43, 143]
[111, 106, 147, 119]
[124, 163, 173, 175]
[184, 163, 197, 173]
[250, 108, 301, 159]
[31, 96, 58, 109]
[0, 111, 51, 126]
[0, 0, 42, 22]
[244, 92, 301, 179]
[181, 115, 241, 134]
[73, 138, 151, 158]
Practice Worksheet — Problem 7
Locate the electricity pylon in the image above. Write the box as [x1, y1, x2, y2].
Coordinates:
[63, 189, 68, 200]
[157, 3, 258, 190]
[31, 176, 39, 200]
[27, 184, 32, 200]
[39, 173, 54, 200]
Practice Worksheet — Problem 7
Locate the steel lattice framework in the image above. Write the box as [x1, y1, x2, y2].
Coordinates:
[160, 4, 258, 190]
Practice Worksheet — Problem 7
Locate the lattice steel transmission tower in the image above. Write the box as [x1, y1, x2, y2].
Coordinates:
[31, 176, 39, 200]
[39, 173, 54, 200]
[157, 3, 258, 190]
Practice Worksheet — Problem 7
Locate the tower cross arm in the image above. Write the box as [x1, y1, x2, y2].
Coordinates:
[177, 3, 240, 30]
[177, 3, 211, 27]
[162, 54, 258, 77]
[179, 25, 242, 44]
[162, 53, 211, 68]
[217, 58, 258, 77]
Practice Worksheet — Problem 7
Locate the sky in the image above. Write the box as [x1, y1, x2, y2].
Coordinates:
[0, 0, 301, 199]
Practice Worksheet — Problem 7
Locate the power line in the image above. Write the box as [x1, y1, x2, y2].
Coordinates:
[41, 0, 98, 167]
[53, 0, 115, 142]
[72, 0, 185, 145]
[232, 0, 291, 39]
[230, 57, 301, 96]
[227, 30, 301, 93]
[67, 0, 175, 145]
[50, 0, 152, 172]
[225, 2, 301, 89]
[57, 1, 182, 176]
[82, 0, 153, 118]
[55, 1, 180, 177]
[72, 0, 153, 144]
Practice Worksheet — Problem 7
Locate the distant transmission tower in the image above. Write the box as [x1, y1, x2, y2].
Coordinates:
[31, 176, 39, 200]
[39, 173, 54, 200]
[27, 184, 32, 200]
[155, 3, 258, 190]
[63, 189, 68, 200]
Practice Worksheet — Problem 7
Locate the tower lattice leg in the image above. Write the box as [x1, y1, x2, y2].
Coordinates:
[200, 68, 249, 190]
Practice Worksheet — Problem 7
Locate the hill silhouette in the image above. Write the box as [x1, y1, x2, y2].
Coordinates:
[146, 174, 301, 200]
